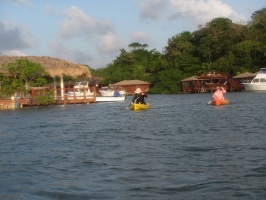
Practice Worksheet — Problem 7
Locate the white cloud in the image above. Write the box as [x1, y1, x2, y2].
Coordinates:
[1, 49, 27, 56]
[130, 31, 153, 44]
[135, 0, 167, 21]
[55, 6, 127, 67]
[97, 32, 125, 53]
[135, 0, 246, 27]
[44, 5, 57, 15]
[0, 21, 34, 52]
[11, 0, 33, 9]
[168, 0, 246, 24]
[51, 42, 92, 65]
[51, 41, 115, 68]
[59, 6, 114, 39]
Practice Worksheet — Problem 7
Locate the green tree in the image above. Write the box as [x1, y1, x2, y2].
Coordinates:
[234, 40, 263, 72]
[151, 68, 183, 93]
[1, 58, 47, 97]
[163, 31, 200, 75]
[249, 8, 266, 31]
[89, 9, 266, 94]
[128, 42, 148, 50]
[35, 91, 56, 106]
[5, 58, 47, 88]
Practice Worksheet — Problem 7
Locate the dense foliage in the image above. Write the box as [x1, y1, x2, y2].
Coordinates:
[0, 58, 47, 98]
[34, 91, 56, 105]
[91, 8, 266, 94]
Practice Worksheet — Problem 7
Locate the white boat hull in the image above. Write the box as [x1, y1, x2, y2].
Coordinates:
[99, 91, 126, 97]
[66, 96, 94, 100]
[242, 69, 266, 91]
[99, 86, 126, 97]
[66, 81, 95, 98]
[242, 83, 266, 91]
[96, 96, 126, 102]
[66, 92, 94, 99]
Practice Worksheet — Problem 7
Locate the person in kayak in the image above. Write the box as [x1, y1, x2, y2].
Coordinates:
[131, 88, 147, 105]
[213, 86, 226, 100]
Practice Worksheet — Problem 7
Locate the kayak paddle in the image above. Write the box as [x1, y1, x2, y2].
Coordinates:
[126, 97, 139, 109]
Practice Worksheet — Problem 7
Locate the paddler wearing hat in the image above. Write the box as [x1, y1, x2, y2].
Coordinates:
[131, 88, 148, 105]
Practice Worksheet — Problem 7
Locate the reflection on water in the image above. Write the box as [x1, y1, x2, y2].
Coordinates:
[0, 92, 265, 199]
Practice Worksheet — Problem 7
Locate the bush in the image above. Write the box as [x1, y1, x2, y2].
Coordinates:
[35, 91, 56, 106]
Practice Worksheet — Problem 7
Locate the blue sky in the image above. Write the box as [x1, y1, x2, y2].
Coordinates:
[1, 0, 265, 69]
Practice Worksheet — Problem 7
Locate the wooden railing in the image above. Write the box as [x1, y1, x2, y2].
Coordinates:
[0, 87, 97, 109]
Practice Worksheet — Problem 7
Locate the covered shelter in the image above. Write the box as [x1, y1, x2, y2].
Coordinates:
[181, 73, 228, 93]
[181, 71, 246, 93]
[181, 76, 199, 93]
[112, 80, 150, 95]
[233, 72, 257, 91]
[0, 56, 91, 99]
[233, 72, 257, 83]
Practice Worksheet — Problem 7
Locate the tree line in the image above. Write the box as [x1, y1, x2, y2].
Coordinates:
[0, 8, 265, 97]
[90, 8, 266, 94]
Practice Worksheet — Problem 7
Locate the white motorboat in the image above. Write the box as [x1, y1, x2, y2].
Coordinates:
[242, 68, 266, 91]
[98, 86, 126, 97]
[66, 81, 94, 99]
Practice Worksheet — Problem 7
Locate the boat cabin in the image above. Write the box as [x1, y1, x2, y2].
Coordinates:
[249, 68, 266, 84]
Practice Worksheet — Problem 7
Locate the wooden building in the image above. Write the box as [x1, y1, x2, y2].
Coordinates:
[181, 72, 243, 93]
[112, 80, 150, 95]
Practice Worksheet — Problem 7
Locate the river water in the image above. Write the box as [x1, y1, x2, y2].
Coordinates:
[0, 92, 265, 200]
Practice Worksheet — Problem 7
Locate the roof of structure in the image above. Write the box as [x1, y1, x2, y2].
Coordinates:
[233, 72, 257, 78]
[112, 80, 150, 86]
[181, 76, 199, 81]
[0, 55, 91, 78]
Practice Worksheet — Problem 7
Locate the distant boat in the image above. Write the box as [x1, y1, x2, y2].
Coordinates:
[242, 68, 266, 91]
[66, 81, 94, 99]
[99, 86, 126, 97]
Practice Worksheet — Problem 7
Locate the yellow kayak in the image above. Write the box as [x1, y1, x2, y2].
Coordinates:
[130, 103, 150, 111]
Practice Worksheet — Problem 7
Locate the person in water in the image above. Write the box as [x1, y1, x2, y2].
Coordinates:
[213, 86, 226, 100]
[131, 88, 147, 105]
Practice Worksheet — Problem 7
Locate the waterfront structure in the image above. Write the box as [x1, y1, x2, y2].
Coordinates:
[181, 72, 244, 93]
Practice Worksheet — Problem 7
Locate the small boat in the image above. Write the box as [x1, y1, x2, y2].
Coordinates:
[242, 68, 266, 91]
[99, 86, 126, 97]
[130, 103, 150, 111]
[66, 81, 94, 99]
[210, 99, 229, 106]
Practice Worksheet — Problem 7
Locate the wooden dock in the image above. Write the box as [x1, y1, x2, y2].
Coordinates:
[0, 86, 98, 110]
[0, 96, 96, 110]
[0, 99, 16, 110]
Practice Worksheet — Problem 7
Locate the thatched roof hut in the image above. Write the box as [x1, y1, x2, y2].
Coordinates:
[0, 56, 91, 99]
[0, 55, 91, 78]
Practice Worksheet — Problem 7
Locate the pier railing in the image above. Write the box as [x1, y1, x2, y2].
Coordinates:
[0, 86, 97, 109]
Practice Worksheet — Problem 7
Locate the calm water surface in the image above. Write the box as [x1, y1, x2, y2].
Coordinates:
[0, 92, 265, 200]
